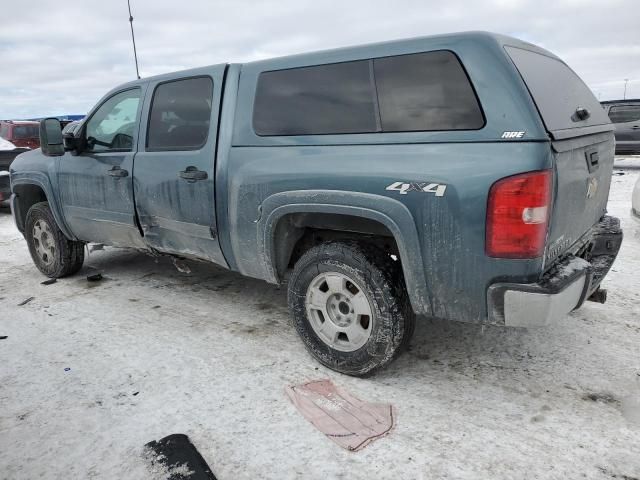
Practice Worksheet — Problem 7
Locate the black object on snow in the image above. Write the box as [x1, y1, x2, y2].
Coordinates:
[86, 273, 103, 282]
[145, 434, 216, 480]
[18, 297, 34, 306]
[41, 278, 57, 285]
[0, 336, 7, 340]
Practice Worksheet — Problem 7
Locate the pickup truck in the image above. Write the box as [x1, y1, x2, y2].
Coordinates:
[10, 32, 623, 376]
[1, 139, 28, 203]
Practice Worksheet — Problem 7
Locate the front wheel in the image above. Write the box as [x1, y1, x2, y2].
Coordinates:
[25, 202, 85, 278]
[288, 242, 415, 376]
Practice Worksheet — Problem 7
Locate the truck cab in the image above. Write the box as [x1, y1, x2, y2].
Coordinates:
[10, 32, 622, 376]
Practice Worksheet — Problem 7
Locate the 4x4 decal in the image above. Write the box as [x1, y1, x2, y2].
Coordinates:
[385, 181, 447, 196]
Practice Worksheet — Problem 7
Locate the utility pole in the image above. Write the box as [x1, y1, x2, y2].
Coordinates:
[623, 79, 629, 100]
[128, 0, 141, 79]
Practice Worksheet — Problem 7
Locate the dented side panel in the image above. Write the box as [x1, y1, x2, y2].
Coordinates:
[133, 65, 228, 266]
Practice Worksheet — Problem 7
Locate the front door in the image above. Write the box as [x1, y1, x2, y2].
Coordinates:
[133, 67, 227, 266]
[57, 86, 147, 248]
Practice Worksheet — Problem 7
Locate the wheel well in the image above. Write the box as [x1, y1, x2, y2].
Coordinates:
[12, 183, 47, 232]
[272, 212, 401, 281]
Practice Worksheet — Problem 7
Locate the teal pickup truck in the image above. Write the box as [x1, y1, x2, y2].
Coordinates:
[10, 32, 622, 375]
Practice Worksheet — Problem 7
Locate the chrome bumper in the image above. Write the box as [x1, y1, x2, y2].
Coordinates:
[487, 216, 622, 328]
[488, 257, 590, 327]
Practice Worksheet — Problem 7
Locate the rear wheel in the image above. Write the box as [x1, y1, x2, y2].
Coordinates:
[25, 202, 84, 278]
[288, 241, 414, 376]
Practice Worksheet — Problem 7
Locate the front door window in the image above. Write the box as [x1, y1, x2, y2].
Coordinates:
[85, 89, 141, 152]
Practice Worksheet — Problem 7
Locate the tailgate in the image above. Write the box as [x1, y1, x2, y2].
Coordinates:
[505, 45, 615, 264]
[546, 132, 614, 264]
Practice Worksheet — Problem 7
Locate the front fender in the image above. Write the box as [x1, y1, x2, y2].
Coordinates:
[10, 173, 75, 240]
[258, 190, 432, 315]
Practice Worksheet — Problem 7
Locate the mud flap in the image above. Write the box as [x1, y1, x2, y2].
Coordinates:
[145, 434, 216, 480]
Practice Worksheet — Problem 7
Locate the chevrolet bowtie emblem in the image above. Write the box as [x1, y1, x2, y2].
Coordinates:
[586, 177, 598, 199]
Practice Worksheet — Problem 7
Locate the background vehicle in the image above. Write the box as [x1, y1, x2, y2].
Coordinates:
[0, 138, 28, 204]
[0, 120, 40, 149]
[601, 99, 640, 155]
[10, 32, 622, 375]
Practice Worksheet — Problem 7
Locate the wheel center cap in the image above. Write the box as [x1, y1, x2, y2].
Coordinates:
[326, 293, 353, 327]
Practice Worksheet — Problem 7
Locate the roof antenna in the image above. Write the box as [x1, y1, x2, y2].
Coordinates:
[127, 0, 141, 79]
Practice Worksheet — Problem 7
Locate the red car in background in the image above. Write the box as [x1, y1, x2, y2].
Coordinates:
[0, 120, 40, 149]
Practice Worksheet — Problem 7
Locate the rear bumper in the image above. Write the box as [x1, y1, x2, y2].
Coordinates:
[487, 215, 623, 328]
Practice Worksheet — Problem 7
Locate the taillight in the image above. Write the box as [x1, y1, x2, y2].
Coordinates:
[486, 170, 552, 259]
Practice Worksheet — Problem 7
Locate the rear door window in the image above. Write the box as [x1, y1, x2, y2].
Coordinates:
[374, 51, 484, 131]
[608, 105, 640, 124]
[253, 61, 378, 136]
[505, 46, 609, 133]
[147, 76, 214, 151]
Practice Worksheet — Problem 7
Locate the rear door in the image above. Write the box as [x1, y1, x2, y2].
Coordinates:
[505, 46, 615, 265]
[133, 66, 227, 266]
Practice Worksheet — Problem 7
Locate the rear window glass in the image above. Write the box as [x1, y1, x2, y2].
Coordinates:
[374, 51, 484, 131]
[12, 125, 39, 139]
[147, 76, 213, 151]
[505, 46, 609, 133]
[253, 61, 378, 136]
[608, 105, 640, 124]
[253, 51, 484, 136]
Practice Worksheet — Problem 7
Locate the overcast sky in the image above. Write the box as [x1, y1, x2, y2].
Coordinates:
[1, 0, 638, 119]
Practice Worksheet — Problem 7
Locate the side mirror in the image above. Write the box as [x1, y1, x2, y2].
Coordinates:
[39, 118, 64, 156]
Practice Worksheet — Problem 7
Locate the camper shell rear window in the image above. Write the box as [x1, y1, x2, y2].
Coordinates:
[505, 46, 610, 135]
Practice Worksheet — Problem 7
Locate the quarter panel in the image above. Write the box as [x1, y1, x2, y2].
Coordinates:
[225, 141, 551, 322]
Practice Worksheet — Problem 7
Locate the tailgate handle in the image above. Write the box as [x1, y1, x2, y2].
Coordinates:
[585, 150, 599, 173]
[573, 106, 591, 122]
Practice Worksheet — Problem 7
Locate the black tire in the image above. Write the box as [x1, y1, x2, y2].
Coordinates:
[25, 201, 84, 278]
[288, 241, 415, 376]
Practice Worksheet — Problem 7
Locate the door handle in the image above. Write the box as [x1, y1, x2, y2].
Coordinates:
[107, 166, 128, 177]
[179, 166, 208, 182]
[632, 125, 640, 129]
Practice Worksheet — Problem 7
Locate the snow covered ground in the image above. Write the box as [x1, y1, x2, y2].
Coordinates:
[1, 164, 639, 480]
